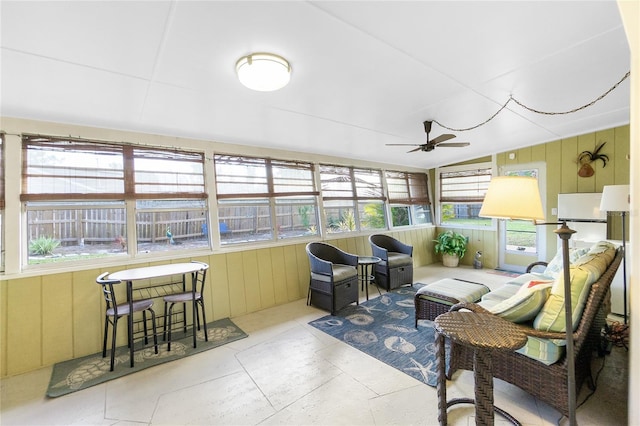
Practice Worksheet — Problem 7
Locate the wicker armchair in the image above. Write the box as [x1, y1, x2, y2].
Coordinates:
[369, 234, 413, 290]
[446, 247, 623, 419]
[306, 242, 359, 315]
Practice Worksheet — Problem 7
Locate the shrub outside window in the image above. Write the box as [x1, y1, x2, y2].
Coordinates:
[320, 165, 386, 234]
[214, 155, 319, 245]
[26, 201, 127, 264]
[21, 135, 209, 265]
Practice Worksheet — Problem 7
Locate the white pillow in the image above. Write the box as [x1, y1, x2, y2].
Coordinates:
[543, 247, 589, 279]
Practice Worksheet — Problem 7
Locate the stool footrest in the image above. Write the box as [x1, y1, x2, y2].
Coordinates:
[415, 279, 489, 324]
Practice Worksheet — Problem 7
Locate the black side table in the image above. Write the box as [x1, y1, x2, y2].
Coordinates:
[434, 311, 527, 426]
[357, 256, 382, 300]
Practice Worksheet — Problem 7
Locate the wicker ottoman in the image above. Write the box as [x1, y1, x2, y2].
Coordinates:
[414, 278, 490, 327]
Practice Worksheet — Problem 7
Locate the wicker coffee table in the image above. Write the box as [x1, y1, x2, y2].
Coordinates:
[434, 311, 527, 426]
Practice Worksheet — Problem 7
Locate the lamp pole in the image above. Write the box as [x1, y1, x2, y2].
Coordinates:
[621, 211, 628, 324]
[555, 221, 577, 426]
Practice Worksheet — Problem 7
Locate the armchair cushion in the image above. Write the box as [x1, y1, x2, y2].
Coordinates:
[386, 252, 413, 268]
[310, 264, 357, 283]
[332, 264, 358, 281]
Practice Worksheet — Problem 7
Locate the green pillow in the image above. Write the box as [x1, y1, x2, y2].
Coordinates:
[534, 243, 615, 332]
[489, 280, 553, 323]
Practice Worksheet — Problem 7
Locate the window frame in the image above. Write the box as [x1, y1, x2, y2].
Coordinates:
[0, 133, 4, 272]
[214, 154, 320, 245]
[15, 133, 437, 269]
[21, 135, 207, 201]
[385, 170, 432, 228]
[436, 162, 493, 229]
[21, 135, 210, 267]
[319, 164, 387, 234]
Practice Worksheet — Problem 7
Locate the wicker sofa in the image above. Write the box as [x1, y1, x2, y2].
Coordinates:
[446, 243, 623, 419]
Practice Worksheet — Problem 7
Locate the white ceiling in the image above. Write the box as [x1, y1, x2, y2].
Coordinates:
[0, 1, 630, 169]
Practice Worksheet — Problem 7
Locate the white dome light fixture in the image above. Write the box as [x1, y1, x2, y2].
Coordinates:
[236, 52, 291, 92]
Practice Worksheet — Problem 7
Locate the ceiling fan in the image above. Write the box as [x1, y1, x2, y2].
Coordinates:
[387, 121, 470, 153]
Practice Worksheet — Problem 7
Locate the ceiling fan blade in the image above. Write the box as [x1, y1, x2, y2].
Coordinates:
[431, 134, 456, 144]
[408, 146, 423, 153]
[437, 142, 471, 148]
[386, 143, 421, 146]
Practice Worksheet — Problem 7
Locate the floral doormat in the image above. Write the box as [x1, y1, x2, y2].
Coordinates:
[47, 317, 247, 398]
[487, 269, 521, 278]
[309, 285, 448, 387]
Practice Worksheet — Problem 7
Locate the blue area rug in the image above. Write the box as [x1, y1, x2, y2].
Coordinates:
[309, 285, 447, 387]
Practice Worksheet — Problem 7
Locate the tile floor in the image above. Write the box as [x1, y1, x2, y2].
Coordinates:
[0, 264, 628, 425]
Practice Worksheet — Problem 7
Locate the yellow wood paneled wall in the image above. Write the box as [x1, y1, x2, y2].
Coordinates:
[434, 125, 630, 270]
[0, 227, 435, 377]
[498, 125, 630, 260]
[431, 227, 498, 268]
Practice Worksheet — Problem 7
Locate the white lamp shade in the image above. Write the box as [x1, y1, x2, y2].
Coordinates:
[236, 53, 291, 92]
[479, 176, 545, 221]
[599, 184, 630, 212]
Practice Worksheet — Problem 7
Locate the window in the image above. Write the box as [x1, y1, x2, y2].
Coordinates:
[503, 168, 539, 253]
[320, 165, 386, 233]
[438, 164, 492, 227]
[0, 134, 4, 209]
[385, 170, 432, 227]
[214, 155, 319, 244]
[22, 135, 208, 265]
[131, 147, 208, 253]
[25, 201, 127, 264]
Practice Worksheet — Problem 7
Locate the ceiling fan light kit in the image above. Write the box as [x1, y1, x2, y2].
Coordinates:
[236, 52, 291, 92]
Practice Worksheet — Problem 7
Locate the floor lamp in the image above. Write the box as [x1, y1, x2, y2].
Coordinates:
[479, 176, 577, 426]
[600, 184, 630, 324]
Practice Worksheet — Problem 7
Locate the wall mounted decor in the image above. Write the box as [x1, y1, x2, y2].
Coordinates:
[577, 141, 609, 177]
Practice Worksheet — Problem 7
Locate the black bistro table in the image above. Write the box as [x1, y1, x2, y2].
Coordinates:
[108, 262, 206, 367]
[357, 256, 382, 300]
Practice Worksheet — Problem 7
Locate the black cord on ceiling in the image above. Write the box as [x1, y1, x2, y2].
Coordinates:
[433, 71, 631, 132]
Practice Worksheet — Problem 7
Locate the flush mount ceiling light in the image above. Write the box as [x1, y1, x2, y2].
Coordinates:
[235, 52, 291, 92]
